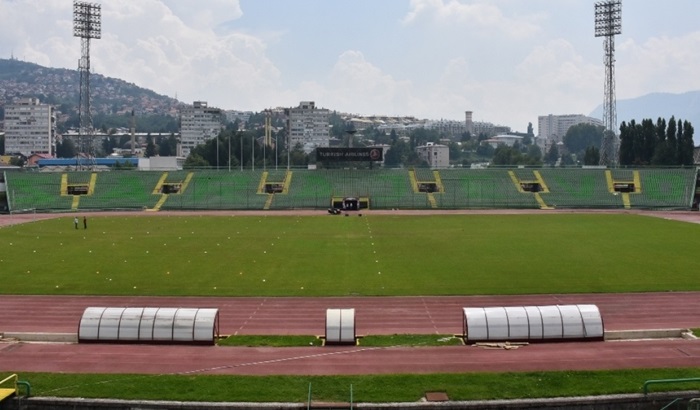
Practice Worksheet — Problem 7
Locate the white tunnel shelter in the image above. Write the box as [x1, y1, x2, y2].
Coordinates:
[325, 308, 356, 345]
[463, 304, 604, 343]
[78, 307, 220, 345]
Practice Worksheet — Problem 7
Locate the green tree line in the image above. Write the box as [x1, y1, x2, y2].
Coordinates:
[619, 116, 694, 166]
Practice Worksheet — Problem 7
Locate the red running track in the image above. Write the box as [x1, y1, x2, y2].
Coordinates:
[1, 293, 700, 334]
[1, 293, 699, 375]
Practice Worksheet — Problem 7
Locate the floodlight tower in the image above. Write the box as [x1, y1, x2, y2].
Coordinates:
[595, 0, 622, 167]
[73, 1, 101, 167]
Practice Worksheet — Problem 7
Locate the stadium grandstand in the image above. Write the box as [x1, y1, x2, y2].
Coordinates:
[1, 167, 698, 213]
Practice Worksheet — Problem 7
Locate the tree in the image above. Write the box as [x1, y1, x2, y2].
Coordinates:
[183, 153, 209, 169]
[475, 143, 494, 158]
[491, 144, 541, 166]
[158, 133, 178, 157]
[113, 159, 134, 170]
[492, 145, 522, 165]
[55, 138, 77, 158]
[448, 142, 462, 162]
[226, 119, 241, 132]
[656, 117, 666, 144]
[329, 112, 347, 138]
[9, 156, 26, 167]
[560, 153, 575, 166]
[389, 130, 399, 144]
[545, 144, 559, 166]
[584, 146, 600, 165]
[618, 121, 634, 165]
[651, 142, 675, 165]
[102, 135, 118, 156]
[384, 139, 411, 167]
[526, 144, 542, 163]
[641, 119, 656, 164]
[619, 116, 694, 166]
[288, 143, 308, 166]
[145, 135, 157, 158]
[666, 115, 677, 156]
[563, 123, 604, 155]
[680, 120, 695, 165]
[409, 128, 440, 149]
[675, 118, 685, 164]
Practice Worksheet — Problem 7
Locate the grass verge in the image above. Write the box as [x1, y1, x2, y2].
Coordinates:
[359, 334, 463, 347]
[6, 369, 700, 403]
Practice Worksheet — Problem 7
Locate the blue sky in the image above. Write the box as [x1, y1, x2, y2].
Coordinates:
[1, 0, 700, 134]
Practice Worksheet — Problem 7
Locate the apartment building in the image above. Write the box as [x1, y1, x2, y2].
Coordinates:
[425, 119, 467, 137]
[538, 114, 603, 143]
[224, 110, 253, 126]
[416, 142, 449, 168]
[3, 98, 55, 156]
[285, 101, 330, 154]
[179, 101, 223, 156]
[465, 110, 511, 138]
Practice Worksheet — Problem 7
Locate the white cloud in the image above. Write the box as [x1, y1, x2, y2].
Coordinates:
[617, 31, 700, 98]
[0, 0, 281, 108]
[423, 39, 604, 131]
[0, 0, 71, 65]
[517, 39, 599, 92]
[402, 0, 541, 38]
[510, 39, 602, 128]
[314, 50, 420, 116]
[160, 0, 242, 30]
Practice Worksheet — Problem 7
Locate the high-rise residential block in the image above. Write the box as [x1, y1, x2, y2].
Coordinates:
[538, 114, 603, 143]
[179, 101, 223, 156]
[285, 101, 330, 154]
[3, 98, 55, 157]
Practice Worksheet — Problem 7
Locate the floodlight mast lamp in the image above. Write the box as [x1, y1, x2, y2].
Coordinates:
[73, 1, 101, 168]
[595, 0, 621, 167]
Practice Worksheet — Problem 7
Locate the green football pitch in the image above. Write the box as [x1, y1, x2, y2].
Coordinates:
[3, 213, 699, 296]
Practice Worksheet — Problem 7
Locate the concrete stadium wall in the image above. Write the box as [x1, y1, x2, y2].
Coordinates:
[12, 392, 700, 410]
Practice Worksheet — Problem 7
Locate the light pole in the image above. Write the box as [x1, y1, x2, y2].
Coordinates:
[73, 1, 101, 169]
[240, 133, 243, 171]
[275, 131, 278, 170]
[595, 0, 622, 166]
[264, 109, 272, 171]
[215, 131, 219, 170]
